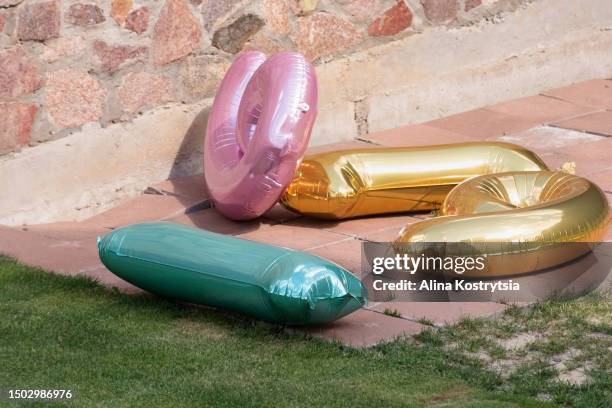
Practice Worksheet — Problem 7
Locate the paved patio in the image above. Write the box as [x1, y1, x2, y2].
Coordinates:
[2, 79, 611, 348]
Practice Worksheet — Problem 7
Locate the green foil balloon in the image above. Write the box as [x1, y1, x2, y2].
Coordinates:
[98, 222, 367, 325]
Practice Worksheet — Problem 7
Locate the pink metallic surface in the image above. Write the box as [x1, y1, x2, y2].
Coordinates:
[204, 51, 318, 220]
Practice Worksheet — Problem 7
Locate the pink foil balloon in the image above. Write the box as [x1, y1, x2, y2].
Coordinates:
[204, 51, 318, 220]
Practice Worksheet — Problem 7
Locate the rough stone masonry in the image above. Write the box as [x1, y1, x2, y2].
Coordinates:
[1, 0, 611, 226]
[1, 0, 522, 155]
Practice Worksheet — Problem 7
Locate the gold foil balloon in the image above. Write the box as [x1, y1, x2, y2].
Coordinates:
[395, 171, 611, 277]
[281, 142, 549, 219]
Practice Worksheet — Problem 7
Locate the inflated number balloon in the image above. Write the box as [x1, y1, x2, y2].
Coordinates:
[281, 142, 549, 219]
[98, 222, 366, 325]
[396, 171, 611, 277]
[204, 51, 317, 220]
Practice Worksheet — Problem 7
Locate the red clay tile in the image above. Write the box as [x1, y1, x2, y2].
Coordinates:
[261, 203, 302, 223]
[0, 226, 102, 276]
[305, 140, 375, 155]
[485, 95, 594, 124]
[0, 223, 146, 293]
[534, 151, 576, 171]
[553, 137, 612, 175]
[542, 79, 612, 110]
[587, 169, 612, 193]
[39, 237, 102, 275]
[490, 126, 605, 157]
[361, 227, 404, 242]
[168, 208, 269, 235]
[237, 222, 347, 251]
[425, 108, 537, 139]
[1, 225, 54, 259]
[305, 308, 425, 347]
[20, 222, 110, 241]
[361, 124, 473, 146]
[289, 214, 423, 240]
[540, 153, 609, 178]
[360, 218, 422, 242]
[83, 194, 204, 229]
[484, 127, 606, 174]
[306, 237, 363, 276]
[359, 217, 422, 242]
[367, 301, 506, 327]
[22, 222, 108, 241]
[149, 173, 208, 200]
[85, 265, 143, 294]
[551, 110, 612, 137]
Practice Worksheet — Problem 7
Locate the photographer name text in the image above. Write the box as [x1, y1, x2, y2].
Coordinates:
[372, 279, 520, 293]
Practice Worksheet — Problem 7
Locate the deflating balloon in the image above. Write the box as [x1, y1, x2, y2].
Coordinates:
[204, 51, 318, 221]
[281, 142, 549, 219]
[395, 171, 611, 277]
[98, 222, 366, 325]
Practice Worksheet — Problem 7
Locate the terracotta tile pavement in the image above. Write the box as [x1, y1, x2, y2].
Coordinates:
[306, 237, 364, 276]
[83, 194, 206, 229]
[149, 173, 208, 200]
[305, 308, 426, 347]
[367, 302, 507, 327]
[359, 217, 422, 242]
[303, 139, 375, 154]
[360, 124, 474, 146]
[360, 227, 404, 243]
[551, 110, 612, 137]
[485, 94, 595, 124]
[0, 225, 141, 293]
[531, 150, 609, 179]
[287, 213, 423, 241]
[261, 203, 302, 223]
[424, 108, 538, 139]
[588, 170, 612, 193]
[168, 209, 270, 236]
[2, 78, 612, 347]
[521, 135, 612, 178]
[542, 79, 612, 110]
[553, 137, 612, 175]
[236, 222, 348, 251]
[489, 126, 605, 157]
[1, 227, 97, 271]
[24, 222, 108, 241]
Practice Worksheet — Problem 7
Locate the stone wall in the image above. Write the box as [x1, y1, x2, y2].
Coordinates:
[1, 0, 527, 155]
[2, 0, 612, 225]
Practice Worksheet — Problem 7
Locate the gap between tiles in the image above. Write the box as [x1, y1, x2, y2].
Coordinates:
[364, 305, 439, 327]
[302, 236, 356, 251]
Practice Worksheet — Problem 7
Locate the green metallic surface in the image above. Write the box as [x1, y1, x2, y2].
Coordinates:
[98, 222, 367, 325]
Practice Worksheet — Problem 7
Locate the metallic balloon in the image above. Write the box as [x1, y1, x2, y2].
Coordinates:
[281, 142, 549, 219]
[204, 51, 318, 221]
[395, 171, 611, 277]
[98, 222, 367, 325]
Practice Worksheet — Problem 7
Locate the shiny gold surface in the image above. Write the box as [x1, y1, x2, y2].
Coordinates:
[281, 142, 549, 219]
[395, 171, 611, 277]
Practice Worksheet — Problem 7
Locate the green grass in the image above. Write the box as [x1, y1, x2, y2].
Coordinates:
[0, 256, 608, 407]
[383, 308, 402, 318]
[416, 295, 612, 406]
